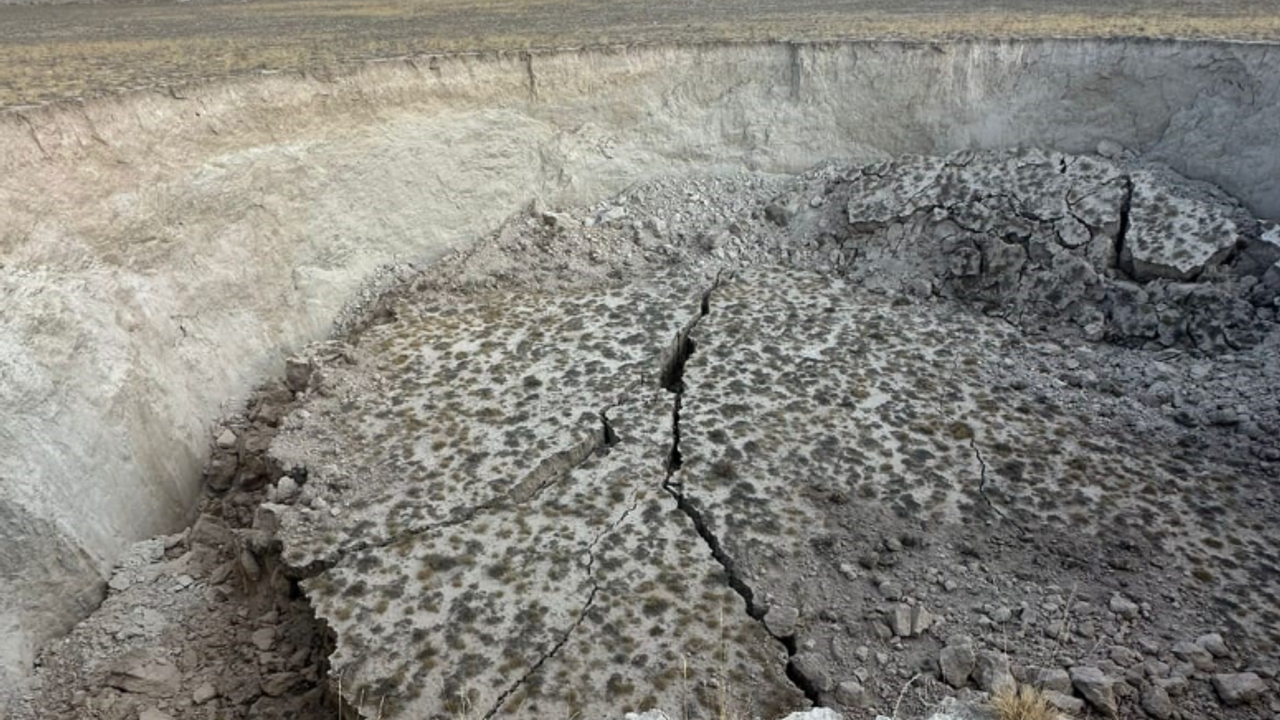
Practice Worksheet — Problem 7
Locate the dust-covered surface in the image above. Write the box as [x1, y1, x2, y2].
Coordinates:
[8, 150, 1280, 720]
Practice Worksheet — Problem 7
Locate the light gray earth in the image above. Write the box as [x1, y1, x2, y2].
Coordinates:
[268, 276, 716, 570]
[269, 275, 806, 718]
[10, 150, 1280, 720]
[676, 266, 1280, 716]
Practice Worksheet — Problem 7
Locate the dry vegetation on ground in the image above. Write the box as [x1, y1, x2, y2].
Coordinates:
[0, 0, 1277, 108]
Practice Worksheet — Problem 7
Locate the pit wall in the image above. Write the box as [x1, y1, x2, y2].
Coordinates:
[1, 39, 1277, 687]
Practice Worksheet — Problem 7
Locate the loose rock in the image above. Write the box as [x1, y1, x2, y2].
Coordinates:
[1070, 666, 1118, 718]
[974, 652, 1016, 695]
[1212, 672, 1267, 706]
[938, 645, 976, 688]
[104, 651, 180, 696]
[1141, 684, 1175, 720]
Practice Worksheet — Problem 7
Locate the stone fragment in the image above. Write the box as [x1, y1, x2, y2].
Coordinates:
[139, 710, 175, 720]
[1197, 633, 1230, 658]
[765, 198, 800, 227]
[1236, 221, 1280, 276]
[189, 514, 233, 549]
[1212, 672, 1267, 706]
[764, 605, 800, 638]
[108, 571, 135, 593]
[205, 450, 238, 493]
[273, 476, 300, 502]
[105, 651, 181, 696]
[938, 645, 976, 688]
[239, 548, 262, 583]
[791, 654, 833, 693]
[1070, 665, 1118, 717]
[1121, 171, 1240, 281]
[1044, 689, 1086, 715]
[1056, 216, 1092, 248]
[974, 652, 1015, 695]
[877, 580, 902, 601]
[251, 385, 294, 427]
[253, 504, 283, 535]
[1109, 646, 1142, 666]
[538, 210, 578, 229]
[889, 604, 913, 637]
[1172, 640, 1215, 670]
[284, 357, 313, 393]
[1097, 139, 1126, 159]
[251, 627, 276, 651]
[193, 682, 218, 705]
[1141, 684, 1175, 719]
[989, 606, 1013, 623]
[834, 679, 872, 708]
[887, 604, 933, 638]
[1031, 667, 1072, 694]
[215, 429, 238, 449]
[595, 205, 628, 226]
[1110, 594, 1140, 619]
[911, 606, 934, 636]
[261, 671, 303, 697]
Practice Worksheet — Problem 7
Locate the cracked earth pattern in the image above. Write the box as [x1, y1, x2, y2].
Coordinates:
[677, 268, 1280, 703]
[254, 150, 1280, 720]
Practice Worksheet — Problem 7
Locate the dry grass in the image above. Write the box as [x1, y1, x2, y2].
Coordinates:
[0, 0, 1278, 109]
[991, 685, 1071, 720]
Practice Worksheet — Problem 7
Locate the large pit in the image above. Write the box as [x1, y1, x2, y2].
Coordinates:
[2, 38, 1280, 720]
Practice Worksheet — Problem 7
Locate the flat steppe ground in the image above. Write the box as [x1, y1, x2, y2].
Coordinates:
[0, 0, 1278, 109]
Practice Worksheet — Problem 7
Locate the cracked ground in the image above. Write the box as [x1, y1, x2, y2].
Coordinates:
[271, 249, 1280, 719]
[18, 150, 1280, 720]
[265, 151, 1280, 720]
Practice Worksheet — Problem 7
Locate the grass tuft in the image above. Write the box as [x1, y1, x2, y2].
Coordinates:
[990, 685, 1070, 720]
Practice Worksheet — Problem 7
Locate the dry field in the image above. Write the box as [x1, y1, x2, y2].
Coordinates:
[0, 0, 1277, 109]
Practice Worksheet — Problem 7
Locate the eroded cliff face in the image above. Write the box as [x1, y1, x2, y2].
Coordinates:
[1, 39, 1278, 690]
